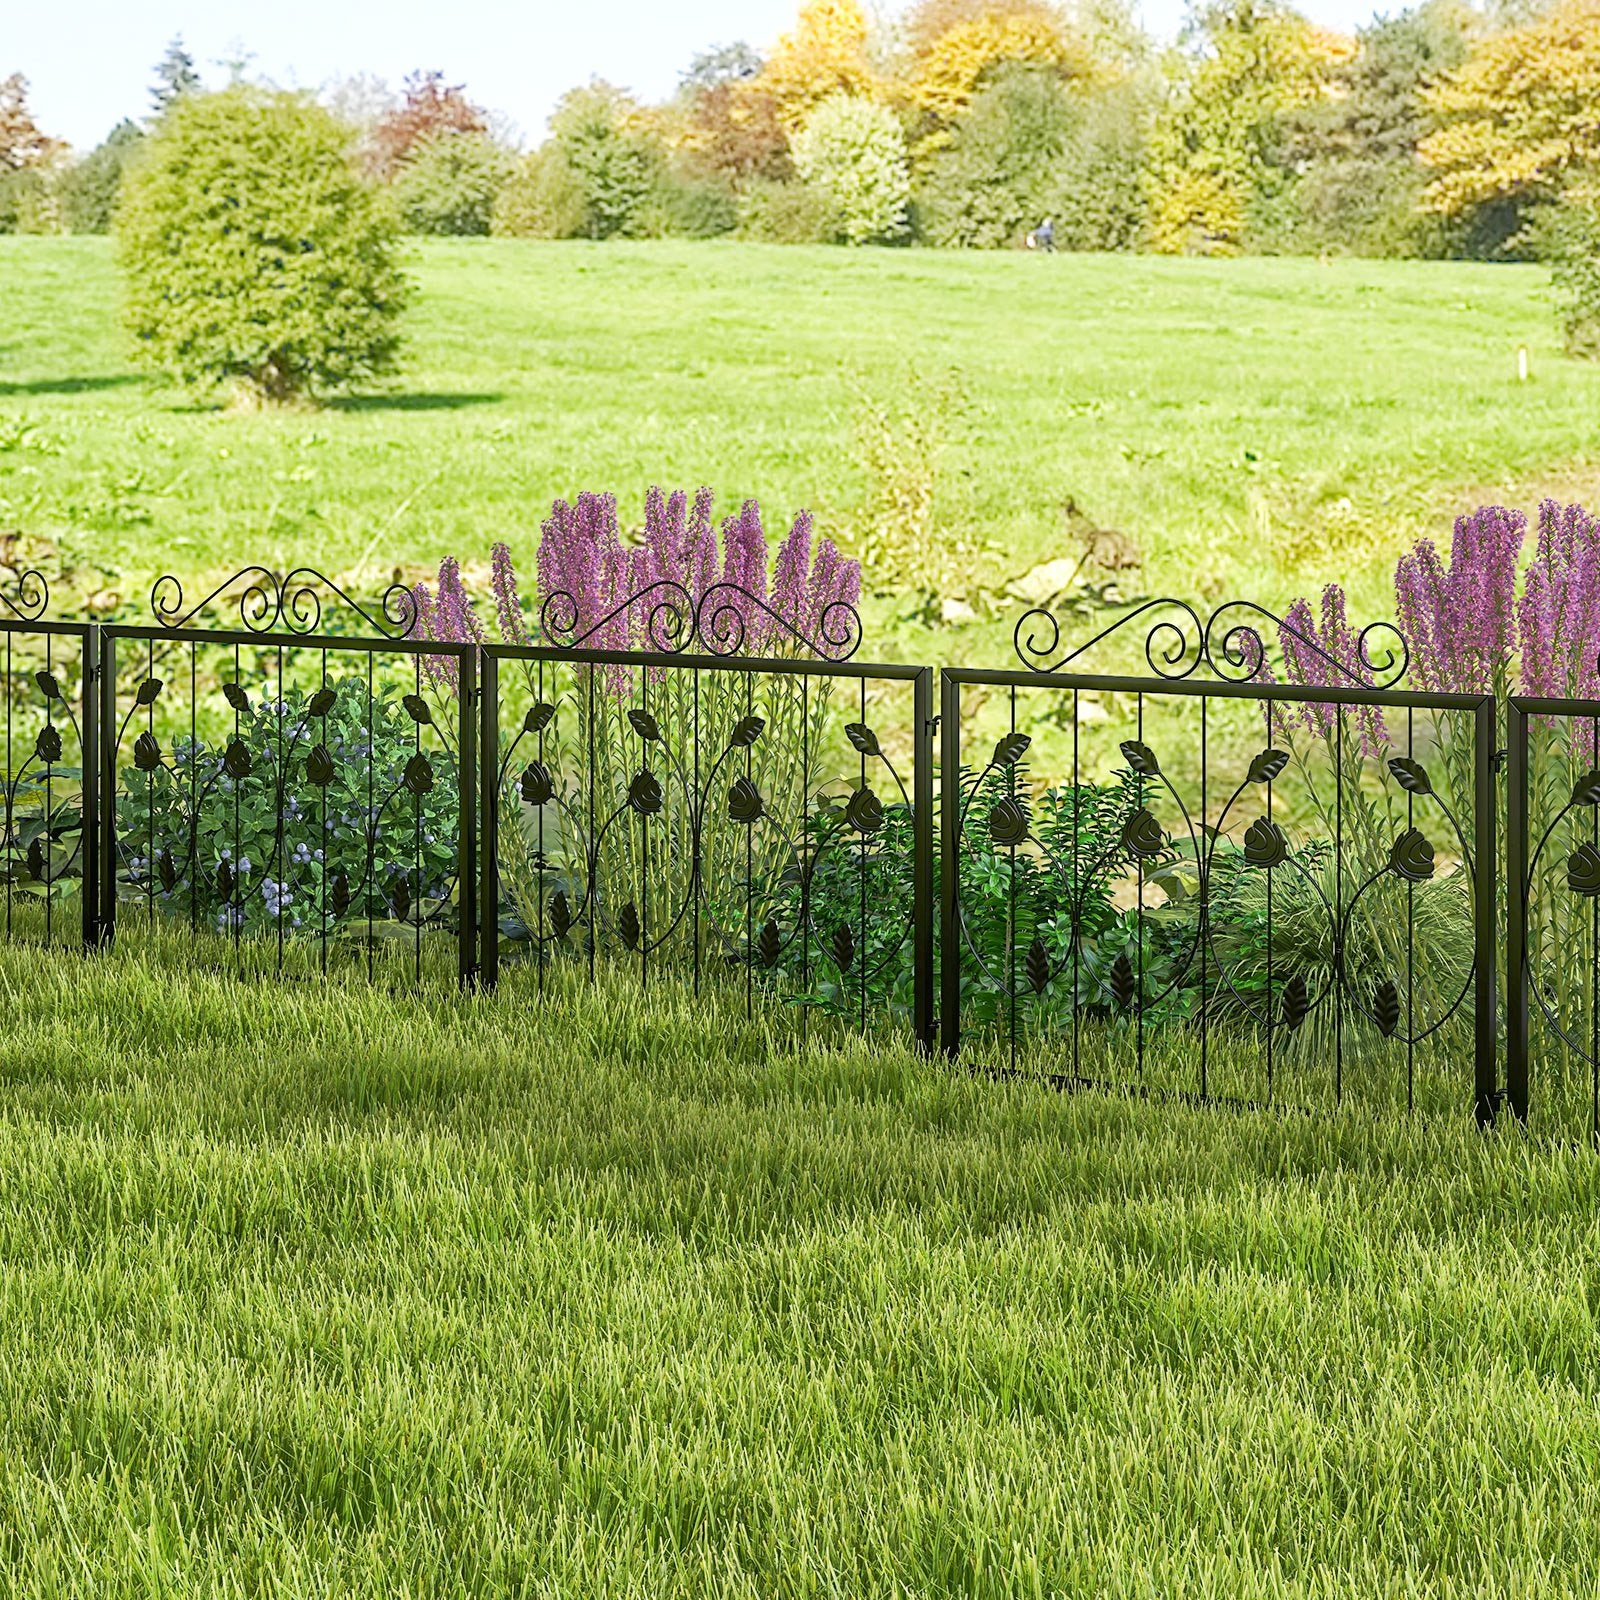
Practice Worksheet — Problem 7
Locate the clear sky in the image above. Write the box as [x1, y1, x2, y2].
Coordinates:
[16, 0, 1402, 153]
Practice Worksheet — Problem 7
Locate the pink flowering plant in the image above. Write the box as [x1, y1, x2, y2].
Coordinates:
[413, 486, 866, 963]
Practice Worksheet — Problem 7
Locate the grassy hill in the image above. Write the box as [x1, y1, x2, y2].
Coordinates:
[3, 237, 1599, 663]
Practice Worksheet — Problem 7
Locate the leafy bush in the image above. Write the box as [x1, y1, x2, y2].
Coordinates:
[118, 677, 459, 940]
[60, 120, 143, 234]
[115, 87, 409, 403]
[1531, 190, 1600, 358]
[736, 177, 837, 243]
[394, 130, 515, 236]
[493, 147, 587, 239]
[642, 171, 740, 238]
[790, 93, 910, 245]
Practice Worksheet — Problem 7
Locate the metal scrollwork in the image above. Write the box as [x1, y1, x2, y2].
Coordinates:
[149, 567, 420, 638]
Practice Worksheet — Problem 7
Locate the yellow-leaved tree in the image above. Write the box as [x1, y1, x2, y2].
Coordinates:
[760, 0, 881, 131]
[909, 7, 1096, 124]
[1419, 0, 1600, 221]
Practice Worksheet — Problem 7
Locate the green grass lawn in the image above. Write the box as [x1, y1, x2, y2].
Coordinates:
[1, 933, 1599, 1595]
[4, 237, 1600, 663]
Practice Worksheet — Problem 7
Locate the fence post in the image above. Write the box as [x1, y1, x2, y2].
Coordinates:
[479, 649, 499, 991]
[912, 666, 934, 1054]
[1505, 698, 1529, 1124]
[456, 645, 478, 990]
[80, 625, 100, 951]
[97, 629, 117, 947]
[1474, 692, 1499, 1128]
[939, 670, 961, 1061]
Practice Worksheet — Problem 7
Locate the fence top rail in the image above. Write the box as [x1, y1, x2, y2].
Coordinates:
[943, 663, 1490, 712]
[0, 618, 98, 641]
[1511, 695, 1600, 718]
[487, 641, 927, 683]
[103, 623, 475, 659]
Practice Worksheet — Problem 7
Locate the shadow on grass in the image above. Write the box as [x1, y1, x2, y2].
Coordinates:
[329, 391, 505, 414]
[0, 375, 142, 397]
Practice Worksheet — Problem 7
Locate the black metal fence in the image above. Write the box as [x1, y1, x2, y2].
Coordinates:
[14, 565, 1600, 1134]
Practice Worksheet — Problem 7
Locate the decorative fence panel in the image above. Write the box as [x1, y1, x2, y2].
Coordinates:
[941, 605, 1499, 1124]
[479, 633, 935, 1050]
[0, 618, 100, 951]
[1507, 695, 1600, 1142]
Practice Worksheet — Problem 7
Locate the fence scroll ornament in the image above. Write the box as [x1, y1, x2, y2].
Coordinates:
[149, 567, 421, 639]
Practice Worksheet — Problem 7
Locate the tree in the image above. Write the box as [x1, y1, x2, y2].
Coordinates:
[368, 71, 487, 181]
[790, 93, 910, 243]
[493, 147, 588, 238]
[115, 88, 409, 404]
[150, 37, 201, 117]
[907, 5, 1093, 127]
[61, 119, 144, 233]
[760, 0, 880, 130]
[679, 78, 792, 183]
[1288, 2, 1473, 256]
[679, 42, 763, 94]
[1420, 0, 1600, 231]
[542, 83, 664, 239]
[1145, 1, 1354, 255]
[394, 130, 514, 234]
[0, 74, 60, 171]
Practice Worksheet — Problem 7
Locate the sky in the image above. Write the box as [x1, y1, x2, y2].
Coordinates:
[16, 0, 1402, 153]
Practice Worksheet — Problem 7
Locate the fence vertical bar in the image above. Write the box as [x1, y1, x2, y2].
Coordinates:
[1474, 691, 1499, 1128]
[98, 629, 117, 947]
[912, 666, 934, 1054]
[457, 645, 477, 990]
[479, 650, 500, 992]
[939, 669, 960, 1060]
[80, 625, 100, 950]
[1505, 697, 1529, 1124]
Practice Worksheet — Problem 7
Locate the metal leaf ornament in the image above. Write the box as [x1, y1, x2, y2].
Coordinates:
[549, 888, 572, 940]
[1388, 828, 1435, 884]
[618, 901, 641, 951]
[728, 775, 765, 824]
[1374, 979, 1401, 1038]
[1110, 952, 1137, 1011]
[846, 786, 883, 836]
[136, 677, 163, 707]
[1120, 740, 1160, 778]
[1121, 807, 1165, 861]
[729, 715, 765, 749]
[628, 709, 662, 742]
[223, 738, 252, 781]
[993, 731, 1031, 768]
[758, 919, 781, 970]
[34, 724, 61, 765]
[156, 849, 176, 893]
[628, 769, 663, 817]
[1388, 756, 1432, 796]
[133, 731, 161, 772]
[26, 837, 45, 882]
[222, 683, 250, 715]
[988, 796, 1029, 849]
[1569, 842, 1600, 898]
[1026, 935, 1050, 995]
[845, 723, 880, 757]
[1573, 770, 1600, 808]
[524, 702, 556, 735]
[309, 687, 337, 719]
[402, 693, 433, 726]
[831, 922, 855, 973]
[331, 871, 351, 918]
[520, 761, 555, 806]
[1243, 817, 1288, 870]
[1248, 748, 1290, 785]
[34, 670, 61, 702]
[403, 752, 435, 798]
[216, 858, 236, 899]
[1281, 973, 1309, 1033]
[306, 743, 335, 787]
[389, 872, 411, 923]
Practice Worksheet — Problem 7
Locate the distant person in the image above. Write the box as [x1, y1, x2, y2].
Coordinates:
[1036, 217, 1055, 253]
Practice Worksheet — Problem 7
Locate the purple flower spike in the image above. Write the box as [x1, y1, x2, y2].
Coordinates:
[490, 541, 530, 647]
[1277, 583, 1388, 756]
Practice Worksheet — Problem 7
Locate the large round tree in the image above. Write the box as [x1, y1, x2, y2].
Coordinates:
[117, 88, 409, 404]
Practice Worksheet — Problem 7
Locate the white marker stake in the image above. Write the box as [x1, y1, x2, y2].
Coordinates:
[1518, 346, 1530, 383]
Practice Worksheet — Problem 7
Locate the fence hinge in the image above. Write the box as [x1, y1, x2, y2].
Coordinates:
[1491, 748, 1509, 774]
[926, 715, 941, 736]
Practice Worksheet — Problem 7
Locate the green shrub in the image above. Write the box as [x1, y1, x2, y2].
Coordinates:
[0, 165, 62, 235]
[790, 94, 910, 246]
[493, 147, 587, 238]
[736, 177, 837, 243]
[115, 87, 409, 404]
[1531, 189, 1600, 358]
[643, 171, 739, 238]
[394, 130, 515, 236]
[60, 120, 143, 234]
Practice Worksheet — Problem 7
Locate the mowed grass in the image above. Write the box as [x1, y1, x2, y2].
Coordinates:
[0, 933, 1598, 1594]
[4, 237, 1600, 655]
